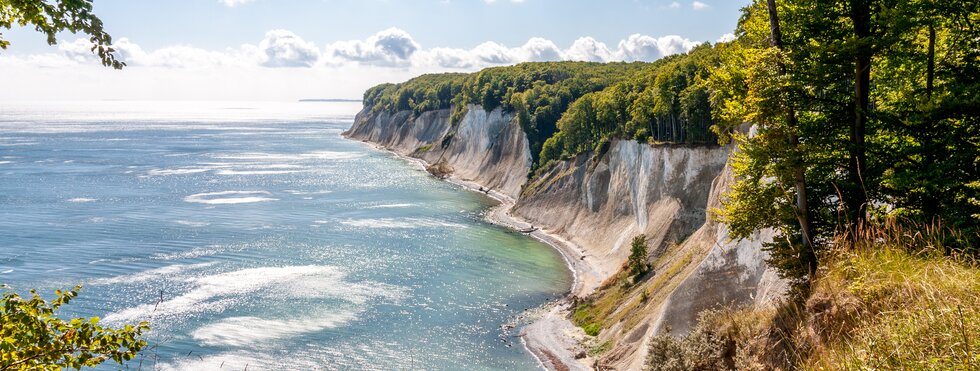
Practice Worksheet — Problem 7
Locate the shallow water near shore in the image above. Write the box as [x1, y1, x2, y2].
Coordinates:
[0, 101, 572, 370]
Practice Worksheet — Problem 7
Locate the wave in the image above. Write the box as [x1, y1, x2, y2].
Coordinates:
[191, 312, 357, 347]
[66, 197, 98, 203]
[0, 161, 12, 165]
[285, 189, 333, 195]
[93, 262, 215, 285]
[183, 191, 277, 205]
[215, 169, 304, 176]
[337, 218, 467, 229]
[213, 151, 362, 162]
[155, 351, 326, 371]
[103, 265, 407, 324]
[364, 203, 416, 209]
[175, 220, 210, 227]
[146, 167, 213, 176]
[147, 163, 306, 177]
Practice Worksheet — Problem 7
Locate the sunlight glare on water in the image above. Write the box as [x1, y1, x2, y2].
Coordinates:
[0, 101, 571, 370]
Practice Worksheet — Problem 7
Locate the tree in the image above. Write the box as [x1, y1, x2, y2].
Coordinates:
[0, 0, 124, 69]
[715, 0, 980, 289]
[1, 285, 148, 370]
[766, 0, 816, 277]
[847, 0, 873, 229]
[628, 235, 650, 281]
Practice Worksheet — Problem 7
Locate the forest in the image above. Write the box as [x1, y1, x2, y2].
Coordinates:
[363, 51, 721, 172]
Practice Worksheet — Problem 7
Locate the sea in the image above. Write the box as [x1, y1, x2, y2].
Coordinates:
[0, 101, 572, 370]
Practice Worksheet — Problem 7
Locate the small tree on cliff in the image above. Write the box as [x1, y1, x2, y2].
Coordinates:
[628, 235, 650, 281]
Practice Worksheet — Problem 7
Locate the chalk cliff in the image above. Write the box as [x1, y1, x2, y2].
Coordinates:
[344, 105, 785, 370]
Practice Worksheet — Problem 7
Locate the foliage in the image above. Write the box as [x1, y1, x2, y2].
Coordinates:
[714, 0, 980, 287]
[572, 302, 601, 337]
[364, 49, 724, 174]
[543, 44, 721, 169]
[0, 285, 149, 370]
[582, 323, 601, 337]
[0, 0, 124, 68]
[645, 312, 735, 371]
[627, 234, 650, 281]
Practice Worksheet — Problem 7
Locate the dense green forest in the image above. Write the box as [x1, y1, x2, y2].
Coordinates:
[363, 50, 722, 172]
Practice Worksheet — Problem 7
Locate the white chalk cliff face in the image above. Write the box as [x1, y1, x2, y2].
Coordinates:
[344, 105, 785, 370]
[348, 105, 530, 199]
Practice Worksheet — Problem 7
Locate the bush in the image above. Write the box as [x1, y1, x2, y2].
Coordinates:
[583, 323, 601, 337]
[645, 315, 735, 371]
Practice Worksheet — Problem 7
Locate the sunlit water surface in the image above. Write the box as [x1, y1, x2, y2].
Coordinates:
[0, 101, 571, 370]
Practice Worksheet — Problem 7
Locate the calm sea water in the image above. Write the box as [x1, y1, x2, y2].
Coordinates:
[0, 101, 571, 370]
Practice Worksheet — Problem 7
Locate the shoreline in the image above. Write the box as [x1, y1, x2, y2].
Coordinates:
[348, 137, 597, 371]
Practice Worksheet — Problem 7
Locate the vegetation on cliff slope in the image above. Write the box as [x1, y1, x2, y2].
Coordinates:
[644, 222, 979, 371]
[637, 0, 979, 369]
[362, 49, 723, 171]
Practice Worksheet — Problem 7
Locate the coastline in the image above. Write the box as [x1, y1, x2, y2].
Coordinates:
[348, 137, 598, 371]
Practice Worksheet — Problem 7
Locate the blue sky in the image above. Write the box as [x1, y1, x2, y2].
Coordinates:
[1, 0, 749, 100]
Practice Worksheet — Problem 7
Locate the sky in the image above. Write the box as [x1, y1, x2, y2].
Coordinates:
[1, 0, 749, 101]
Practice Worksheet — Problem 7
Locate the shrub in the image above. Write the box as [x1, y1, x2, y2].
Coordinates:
[645, 316, 735, 371]
[583, 323, 601, 337]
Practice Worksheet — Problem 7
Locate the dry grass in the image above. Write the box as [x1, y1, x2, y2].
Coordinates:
[643, 221, 980, 370]
[804, 223, 979, 370]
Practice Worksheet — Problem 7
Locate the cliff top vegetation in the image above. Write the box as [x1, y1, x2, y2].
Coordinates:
[362, 47, 723, 172]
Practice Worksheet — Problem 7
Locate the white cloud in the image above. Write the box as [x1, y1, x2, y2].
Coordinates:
[471, 41, 517, 65]
[616, 34, 700, 62]
[692, 1, 710, 10]
[328, 28, 420, 67]
[565, 37, 613, 62]
[717, 33, 736, 43]
[219, 0, 253, 7]
[2, 28, 705, 100]
[259, 29, 321, 68]
[520, 37, 563, 62]
[669, 1, 681, 8]
[30, 29, 702, 71]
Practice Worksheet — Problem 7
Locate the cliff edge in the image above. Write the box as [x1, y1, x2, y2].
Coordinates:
[343, 105, 785, 370]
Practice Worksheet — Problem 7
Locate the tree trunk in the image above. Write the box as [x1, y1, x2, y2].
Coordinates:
[849, 0, 871, 230]
[768, 0, 817, 277]
[927, 22, 936, 99]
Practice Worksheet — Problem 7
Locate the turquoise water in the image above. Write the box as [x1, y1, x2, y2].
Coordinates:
[0, 101, 571, 370]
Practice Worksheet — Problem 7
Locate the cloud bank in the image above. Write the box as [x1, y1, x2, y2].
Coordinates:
[0, 28, 724, 101]
[5, 27, 708, 71]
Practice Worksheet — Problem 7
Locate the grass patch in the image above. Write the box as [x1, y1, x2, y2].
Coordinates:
[806, 245, 979, 370]
[643, 222, 980, 370]
[589, 340, 613, 356]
